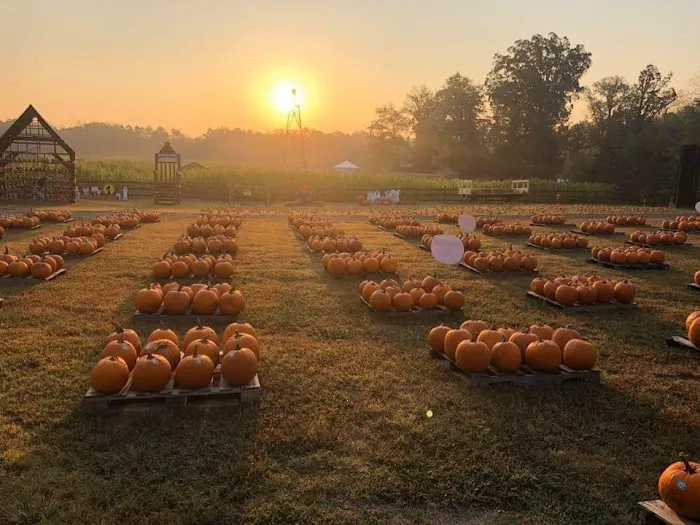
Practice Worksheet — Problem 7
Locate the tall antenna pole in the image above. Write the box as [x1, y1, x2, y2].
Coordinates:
[285, 88, 308, 174]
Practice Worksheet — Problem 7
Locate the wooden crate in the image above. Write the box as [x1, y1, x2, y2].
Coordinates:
[360, 296, 459, 315]
[459, 261, 537, 276]
[1, 268, 67, 282]
[430, 350, 600, 387]
[83, 374, 261, 413]
[638, 500, 698, 525]
[133, 307, 238, 323]
[526, 291, 638, 313]
[687, 283, 700, 292]
[666, 336, 700, 353]
[587, 257, 669, 271]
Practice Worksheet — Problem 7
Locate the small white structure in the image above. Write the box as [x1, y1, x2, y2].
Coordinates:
[333, 160, 360, 175]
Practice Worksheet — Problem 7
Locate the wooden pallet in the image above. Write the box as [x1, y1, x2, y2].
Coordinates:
[626, 240, 691, 249]
[570, 229, 623, 236]
[459, 262, 537, 276]
[529, 222, 575, 228]
[42, 246, 104, 258]
[430, 350, 600, 387]
[61, 218, 76, 223]
[526, 242, 584, 252]
[526, 291, 638, 312]
[108, 233, 124, 241]
[83, 375, 261, 413]
[638, 500, 698, 525]
[0, 268, 67, 282]
[133, 307, 238, 323]
[360, 296, 459, 315]
[6, 224, 41, 231]
[587, 257, 669, 271]
[665, 336, 700, 353]
[687, 283, 700, 292]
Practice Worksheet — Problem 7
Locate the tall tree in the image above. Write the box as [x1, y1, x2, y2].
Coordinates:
[403, 85, 438, 171]
[485, 33, 592, 178]
[368, 104, 410, 171]
[433, 73, 486, 173]
[628, 65, 677, 126]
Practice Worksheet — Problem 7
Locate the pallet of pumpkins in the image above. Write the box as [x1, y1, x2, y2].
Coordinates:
[629, 230, 688, 246]
[90, 213, 141, 229]
[483, 223, 533, 237]
[589, 246, 667, 269]
[197, 210, 242, 227]
[152, 253, 235, 280]
[0, 250, 65, 280]
[476, 217, 503, 228]
[25, 209, 73, 223]
[85, 322, 261, 408]
[133, 210, 161, 223]
[395, 223, 444, 239]
[606, 215, 647, 226]
[531, 214, 567, 226]
[528, 233, 588, 250]
[307, 235, 363, 253]
[529, 275, 637, 310]
[0, 214, 40, 229]
[428, 321, 599, 386]
[133, 282, 245, 319]
[358, 276, 465, 313]
[173, 235, 238, 255]
[666, 311, 700, 352]
[573, 221, 617, 235]
[289, 213, 342, 239]
[420, 233, 481, 252]
[186, 221, 237, 239]
[322, 250, 398, 277]
[652, 453, 700, 521]
[369, 213, 420, 230]
[462, 248, 538, 274]
[28, 234, 103, 256]
[436, 211, 458, 224]
[64, 222, 122, 240]
[661, 216, 700, 232]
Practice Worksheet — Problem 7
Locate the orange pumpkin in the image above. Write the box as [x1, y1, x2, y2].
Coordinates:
[132, 351, 172, 392]
[444, 329, 472, 360]
[223, 331, 260, 360]
[490, 341, 522, 373]
[552, 327, 581, 351]
[428, 325, 450, 352]
[100, 335, 138, 370]
[460, 320, 489, 339]
[223, 322, 256, 342]
[90, 356, 130, 394]
[184, 321, 219, 349]
[141, 339, 181, 370]
[454, 341, 491, 373]
[526, 340, 561, 373]
[563, 339, 598, 370]
[147, 325, 179, 347]
[528, 324, 554, 341]
[658, 454, 700, 519]
[175, 346, 215, 389]
[689, 318, 700, 348]
[392, 292, 414, 312]
[221, 346, 258, 386]
[184, 337, 220, 366]
[476, 329, 506, 350]
[443, 290, 465, 310]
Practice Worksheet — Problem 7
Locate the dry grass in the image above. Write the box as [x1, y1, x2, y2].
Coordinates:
[0, 209, 699, 524]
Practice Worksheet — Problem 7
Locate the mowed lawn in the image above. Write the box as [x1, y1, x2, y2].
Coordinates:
[1, 209, 699, 525]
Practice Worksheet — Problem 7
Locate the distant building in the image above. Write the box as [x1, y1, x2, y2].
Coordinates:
[182, 161, 207, 171]
[333, 160, 360, 175]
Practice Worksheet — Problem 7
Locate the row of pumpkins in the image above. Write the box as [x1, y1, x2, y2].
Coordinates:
[464, 249, 538, 272]
[194, 212, 242, 228]
[153, 253, 235, 280]
[89, 213, 142, 229]
[173, 235, 239, 255]
[422, 233, 481, 252]
[661, 218, 700, 231]
[369, 213, 420, 229]
[134, 282, 245, 315]
[577, 221, 616, 234]
[482, 223, 533, 237]
[25, 209, 73, 222]
[64, 222, 122, 239]
[606, 215, 647, 225]
[29, 235, 102, 256]
[436, 212, 459, 223]
[529, 233, 589, 249]
[0, 251, 64, 279]
[322, 251, 398, 277]
[475, 217, 503, 227]
[90, 322, 260, 394]
[629, 230, 688, 245]
[395, 224, 444, 238]
[531, 275, 637, 305]
[307, 235, 363, 253]
[186, 222, 237, 239]
[359, 276, 465, 312]
[0, 215, 40, 229]
[428, 321, 598, 373]
[289, 213, 344, 239]
[531, 214, 567, 225]
[591, 246, 665, 265]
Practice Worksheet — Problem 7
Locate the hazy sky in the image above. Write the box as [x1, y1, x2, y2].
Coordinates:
[3, 0, 699, 135]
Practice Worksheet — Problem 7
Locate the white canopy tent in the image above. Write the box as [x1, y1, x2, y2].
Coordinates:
[333, 160, 360, 175]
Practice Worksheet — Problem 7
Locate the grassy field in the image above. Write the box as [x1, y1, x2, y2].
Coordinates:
[1, 206, 699, 524]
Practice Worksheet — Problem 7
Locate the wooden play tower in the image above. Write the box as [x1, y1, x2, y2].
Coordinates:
[153, 142, 182, 204]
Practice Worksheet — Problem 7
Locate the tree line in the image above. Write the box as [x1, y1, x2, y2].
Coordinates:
[369, 32, 700, 202]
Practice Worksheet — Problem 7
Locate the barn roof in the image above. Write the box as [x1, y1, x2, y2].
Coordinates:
[0, 104, 75, 157]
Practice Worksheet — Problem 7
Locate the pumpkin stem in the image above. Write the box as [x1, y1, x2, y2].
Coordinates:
[192, 344, 199, 358]
[680, 453, 696, 474]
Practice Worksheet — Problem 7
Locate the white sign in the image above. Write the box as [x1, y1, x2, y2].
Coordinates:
[430, 235, 465, 265]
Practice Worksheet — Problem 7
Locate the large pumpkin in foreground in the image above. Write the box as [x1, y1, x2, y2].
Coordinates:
[90, 356, 130, 394]
[658, 454, 700, 519]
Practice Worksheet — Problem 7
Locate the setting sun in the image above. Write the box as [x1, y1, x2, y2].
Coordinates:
[272, 84, 304, 113]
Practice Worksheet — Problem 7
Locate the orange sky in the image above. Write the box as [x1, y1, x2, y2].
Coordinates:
[3, 1, 699, 135]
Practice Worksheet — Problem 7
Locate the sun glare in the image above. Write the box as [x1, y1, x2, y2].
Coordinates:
[273, 84, 303, 113]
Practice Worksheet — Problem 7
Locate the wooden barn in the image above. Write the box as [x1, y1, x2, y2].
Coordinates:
[0, 105, 76, 203]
